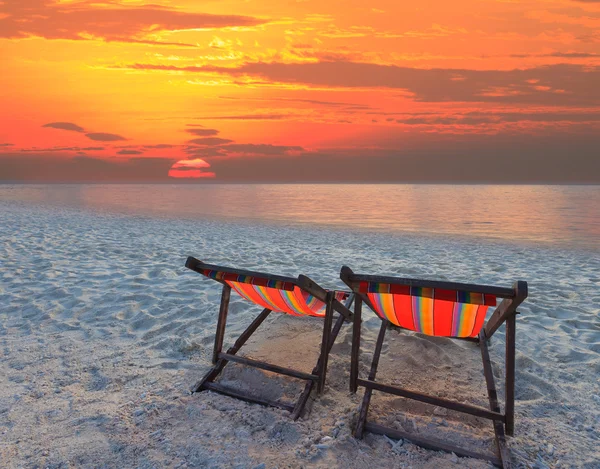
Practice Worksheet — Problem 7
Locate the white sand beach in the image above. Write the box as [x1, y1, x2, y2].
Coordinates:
[1, 190, 599, 468]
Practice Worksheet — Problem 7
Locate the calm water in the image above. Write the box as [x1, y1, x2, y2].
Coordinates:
[1, 184, 598, 250]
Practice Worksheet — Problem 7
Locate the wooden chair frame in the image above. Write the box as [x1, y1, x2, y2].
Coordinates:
[341, 266, 528, 469]
[186, 257, 354, 420]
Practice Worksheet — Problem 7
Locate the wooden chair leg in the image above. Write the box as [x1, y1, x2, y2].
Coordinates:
[192, 307, 271, 393]
[480, 331, 511, 469]
[350, 295, 362, 393]
[293, 294, 354, 420]
[355, 320, 387, 438]
[505, 314, 516, 436]
[212, 284, 232, 364]
[317, 291, 335, 394]
[293, 312, 347, 419]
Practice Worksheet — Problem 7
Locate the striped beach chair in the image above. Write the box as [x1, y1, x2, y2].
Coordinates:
[185, 257, 354, 419]
[340, 266, 528, 469]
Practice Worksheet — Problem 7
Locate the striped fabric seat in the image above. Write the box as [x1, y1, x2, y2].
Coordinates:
[202, 269, 347, 317]
[359, 282, 497, 338]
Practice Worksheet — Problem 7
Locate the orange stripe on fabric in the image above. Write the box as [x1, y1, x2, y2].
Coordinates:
[258, 286, 295, 315]
[296, 289, 326, 317]
[253, 285, 292, 313]
[379, 293, 398, 325]
[391, 292, 403, 327]
[458, 304, 479, 337]
[280, 288, 308, 316]
[469, 305, 489, 337]
[433, 298, 454, 336]
[419, 292, 435, 336]
[229, 282, 275, 312]
[290, 289, 310, 315]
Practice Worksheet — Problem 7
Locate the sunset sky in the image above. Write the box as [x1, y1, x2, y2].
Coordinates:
[1, 0, 599, 182]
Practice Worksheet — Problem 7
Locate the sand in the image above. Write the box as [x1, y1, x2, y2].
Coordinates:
[1, 201, 599, 468]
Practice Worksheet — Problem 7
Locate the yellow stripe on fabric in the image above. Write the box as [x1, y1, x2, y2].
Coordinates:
[419, 293, 435, 336]
[253, 285, 283, 312]
[230, 282, 277, 312]
[458, 304, 479, 337]
[282, 289, 309, 316]
[259, 286, 287, 312]
[296, 290, 326, 316]
[379, 293, 397, 325]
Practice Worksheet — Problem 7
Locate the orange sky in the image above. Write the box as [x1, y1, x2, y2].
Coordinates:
[1, 0, 599, 182]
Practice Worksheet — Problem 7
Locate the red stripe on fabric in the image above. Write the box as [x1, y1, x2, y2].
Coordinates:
[394, 293, 414, 330]
[389, 284, 410, 295]
[469, 305, 489, 337]
[484, 294, 497, 306]
[250, 277, 271, 288]
[433, 298, 454, 336]
[229, 282, 274, 311]
[262, 287, 297, 315]
[292, 288, 320, 316]
[391, 292, 403, 327]
[335, 291, 349, 302]
[435, 289, 456, 302]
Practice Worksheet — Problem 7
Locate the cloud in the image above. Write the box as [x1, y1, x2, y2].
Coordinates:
[42, 122, 85, 132]
[0, 1, 265, 45]
[218, 96, 371, 109]
[43, 122, 126, 141]
[2, 130, 599, 183]
[192, 114, 288, 120]
[219, 144, 305, 156]
[549, 52, 600, 58]
[183, 147, 227, 157]
[206, 132, 600, 183]
[20, 146, 106, 152]
[188, 137, 234, 146]
[85, 133, 127, 142]
[391, 111, 600, 126]
[511, 52, 600, 58]
[125, 62, 600, 105]
[143, 144, 176, 149]
[183, 143, 304, 157]
[117, 149, 143, 155]
[186, 128, 220, 136]
[0, 153, 178, 182]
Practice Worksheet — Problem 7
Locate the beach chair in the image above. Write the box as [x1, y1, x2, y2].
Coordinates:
[340, 266, 528, 469]
[185, 257, 354, 419]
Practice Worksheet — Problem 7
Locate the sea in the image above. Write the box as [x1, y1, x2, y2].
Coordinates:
[1, 184, 598, 250]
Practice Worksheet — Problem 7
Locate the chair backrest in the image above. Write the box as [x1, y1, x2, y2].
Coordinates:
[359, 282, 496, 338]
[187, 258, 344, 317]
[341, 267, 519, 339]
